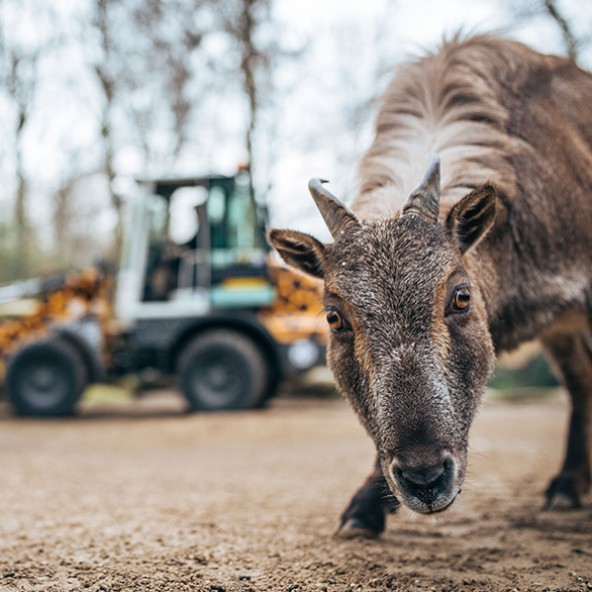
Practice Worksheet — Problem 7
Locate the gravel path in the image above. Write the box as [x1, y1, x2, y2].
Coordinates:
[0, 391, 590, 592]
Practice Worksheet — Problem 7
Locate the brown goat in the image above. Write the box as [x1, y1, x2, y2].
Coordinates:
[269, 35, 592, 537]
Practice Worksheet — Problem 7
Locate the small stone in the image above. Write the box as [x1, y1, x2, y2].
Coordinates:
[210, 585, 225, 592]
[3, 572, 15, 578]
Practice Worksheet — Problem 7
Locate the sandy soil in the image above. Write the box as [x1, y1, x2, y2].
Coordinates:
[0, 390, 590, 592]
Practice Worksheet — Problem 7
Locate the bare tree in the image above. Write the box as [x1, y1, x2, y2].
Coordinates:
[218, 0, 273, 195]
[235, 0, 267, 171]
[8, 53, 39, 277]
[53, 171, 112, 269]
[503, 0, 588, 65]
[0, 7, 43, 278]
[0, 0, 283, 280]
[540, 0, 579, 62]
[90, 0, 124, 260]
[129, 0, 207, 161]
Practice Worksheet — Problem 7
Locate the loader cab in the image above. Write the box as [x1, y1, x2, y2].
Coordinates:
[115, 170, 274, 323]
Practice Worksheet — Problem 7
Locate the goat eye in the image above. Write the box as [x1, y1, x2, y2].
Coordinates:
[326, 310, 345, 332]
[452, 287, 471, 312]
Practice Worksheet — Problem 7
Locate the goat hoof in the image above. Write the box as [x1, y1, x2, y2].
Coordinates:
[544, 475, 584, 510]
[335, 518, 381, 539]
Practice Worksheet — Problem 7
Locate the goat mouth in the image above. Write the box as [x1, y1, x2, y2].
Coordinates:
[424, 495, 458, 514]
[402, 489, 459, 515]
[387, 452, 464, 515]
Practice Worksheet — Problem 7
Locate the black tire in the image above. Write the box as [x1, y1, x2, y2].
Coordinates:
[6, 338, 89, 417]
[177, 329, 270, 411]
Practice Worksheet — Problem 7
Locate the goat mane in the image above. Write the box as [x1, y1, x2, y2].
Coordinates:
[354, 34, 553, 219]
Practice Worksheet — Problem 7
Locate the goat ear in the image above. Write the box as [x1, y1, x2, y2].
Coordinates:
[446, 184, 497, 254]
[268, 228, 326, 279]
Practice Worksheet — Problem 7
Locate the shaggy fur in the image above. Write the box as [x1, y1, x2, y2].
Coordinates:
[355, 35, 590, 219]
[270, 35, 592, 537]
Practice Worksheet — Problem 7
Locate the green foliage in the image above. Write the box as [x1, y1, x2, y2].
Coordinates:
[0, 221, 18, 283]
[0, 217, 69, 284]
[489, 354, 559, 390]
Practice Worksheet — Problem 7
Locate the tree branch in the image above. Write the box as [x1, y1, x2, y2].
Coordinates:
[542, 0, 579, 62]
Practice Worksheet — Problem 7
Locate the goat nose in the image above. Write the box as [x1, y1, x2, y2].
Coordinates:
[391, 456, 455, 493]
[389, 453, 458, 513]
[399, 462, 446, 487]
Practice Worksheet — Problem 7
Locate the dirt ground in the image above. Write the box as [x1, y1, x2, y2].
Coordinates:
[0, 388, 590, 592]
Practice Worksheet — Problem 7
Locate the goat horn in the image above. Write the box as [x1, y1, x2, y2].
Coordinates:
[308, 178, 360, 239]
[403, 154, 441, 222]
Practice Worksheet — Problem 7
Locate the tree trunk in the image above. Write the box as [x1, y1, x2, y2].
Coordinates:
[14, 108, 29, 278]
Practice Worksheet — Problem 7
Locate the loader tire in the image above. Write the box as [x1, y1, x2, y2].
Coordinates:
[6, 338, 88, 417]
[178, 329, 269, 411]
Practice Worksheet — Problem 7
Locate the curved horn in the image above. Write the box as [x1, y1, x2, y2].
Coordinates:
[403, 154, 441, 222]
[308, 178, 360, 239]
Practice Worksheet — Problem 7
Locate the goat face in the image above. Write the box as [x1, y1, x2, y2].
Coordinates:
[269, 158, 498, 514]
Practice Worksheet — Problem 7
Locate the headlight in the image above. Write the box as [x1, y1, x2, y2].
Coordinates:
[287, 340, 320, 371]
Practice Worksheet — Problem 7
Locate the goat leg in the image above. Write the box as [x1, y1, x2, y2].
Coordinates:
[542, 331, 592, 509]
[336, 456, 399, 538]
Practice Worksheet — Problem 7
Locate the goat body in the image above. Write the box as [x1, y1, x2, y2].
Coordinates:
[270, 35, 592, 537]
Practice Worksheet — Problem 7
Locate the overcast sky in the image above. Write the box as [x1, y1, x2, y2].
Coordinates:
[268, 0, 590, 236]
[2, 0, 590, 251]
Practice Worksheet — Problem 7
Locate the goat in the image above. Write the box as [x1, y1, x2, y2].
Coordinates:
[269, 35, 592, 537]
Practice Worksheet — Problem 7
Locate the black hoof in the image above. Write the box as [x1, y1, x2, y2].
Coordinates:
[544, 475, 584, 510]
[336, 517, 382, 539]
